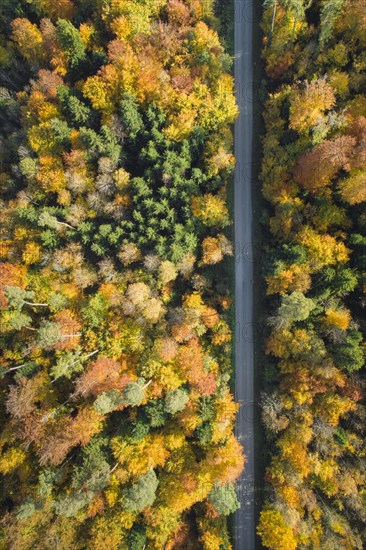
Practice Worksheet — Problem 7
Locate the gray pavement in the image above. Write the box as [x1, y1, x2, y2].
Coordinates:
[234, 0, 255, 548]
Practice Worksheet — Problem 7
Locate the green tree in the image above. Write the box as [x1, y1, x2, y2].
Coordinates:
[38, 321, 76, 349]
[144, 399, 167, 427]
[165, 389, 189, 415]
[122, 380, 150, 407]
[278, 291, 316, 323]
[119, 93, 143, 139]
[49, 118, 72, 147]
[55, 492, 91, 518]
[72, 438, 110, 493]
[38, 211, 75, 230]
[127, 525, 147, 550]
[330, 329, 365, 372]
[19, 157, 38, 178]
[82, 293, 109, 329]
[16, 500, 39, 521]
[208, 483, 240, 515]
[94, 389, 124, 414]
[319, 0, 344, 46]
[5, 286, 48, 309]
[57, 86, 93, 126]
[122, 470, 159, 512]
[7, 311, 32, 331]
[56, 19, 86, 69]
[316, 267, 358, 296]
[51, 349, 98, 380]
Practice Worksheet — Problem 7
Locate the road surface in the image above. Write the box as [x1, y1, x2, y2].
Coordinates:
[234, 0, 255, 549]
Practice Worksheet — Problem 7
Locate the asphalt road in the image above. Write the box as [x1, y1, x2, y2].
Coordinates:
[234, 0, 255, 548]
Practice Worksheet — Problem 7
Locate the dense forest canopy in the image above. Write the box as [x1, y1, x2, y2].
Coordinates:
[0, 0, 243, 548]
[1, 0, 365, 548]
[259, 1, 366, 549]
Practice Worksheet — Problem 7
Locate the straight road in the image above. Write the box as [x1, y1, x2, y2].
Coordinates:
[234, 0, 255, 549]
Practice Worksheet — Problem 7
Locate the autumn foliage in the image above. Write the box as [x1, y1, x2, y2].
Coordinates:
[0, 0, 240, 547]
[260, 1, 366, 549]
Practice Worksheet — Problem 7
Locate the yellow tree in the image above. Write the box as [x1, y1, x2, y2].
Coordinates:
[296, 227, 350, 271]
[201, 234, 232, 265]
[324, 308, 351, 330]
[39, 0, 74, 19]
[11, 19, 45, 64]
[112, 433, 170, 479]
[338, 171, 366, 204]
[289, 79, 336, 133]
[192, 194, 229, 227]
[257, 509, 297, 550]
[267, 264, 311, 295]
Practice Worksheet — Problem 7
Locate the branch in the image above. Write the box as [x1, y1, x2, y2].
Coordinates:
[110, 462, 119, 474]
[83, 349, 100, 360]
[4, 364, 27, 373]
[40, 397, 72, 423]
[50, 349, 99, 384]
[271, 0, 277, 33]
[57, 220, 76, 230]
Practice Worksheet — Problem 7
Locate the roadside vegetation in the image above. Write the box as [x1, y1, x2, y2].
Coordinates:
[0, 1, 243, 548]
[259, 1, 366, 548]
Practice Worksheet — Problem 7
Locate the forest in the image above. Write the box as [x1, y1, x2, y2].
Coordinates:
[0, 0, 243, 548]
[1, 0, 365, 548]
[258, 1, 366, 549]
